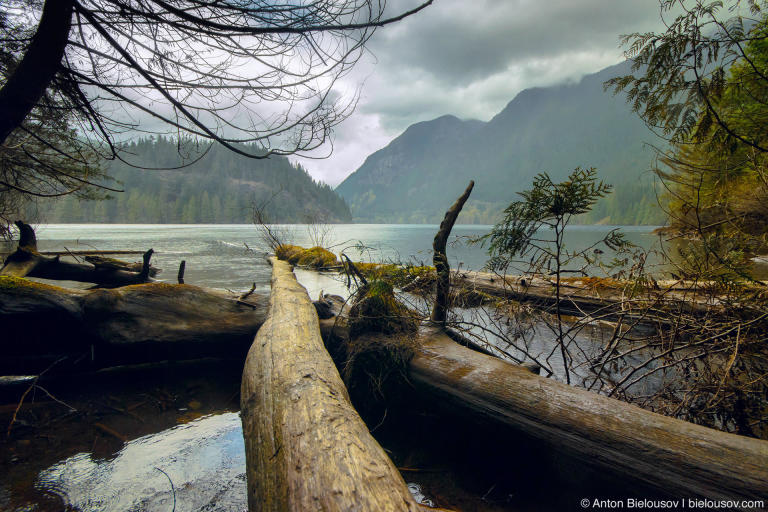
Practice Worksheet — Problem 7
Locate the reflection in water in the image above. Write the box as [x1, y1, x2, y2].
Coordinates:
[37, 413, 246, 512]
[34, 411, 436, 511]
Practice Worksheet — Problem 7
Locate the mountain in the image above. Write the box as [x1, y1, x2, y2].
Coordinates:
[336, 61, 666, 225]
[44, 137, 352, 223]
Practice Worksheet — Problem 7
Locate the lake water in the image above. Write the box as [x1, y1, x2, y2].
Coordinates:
[4, 223, 664, 295]
[0, 223, 665, 511]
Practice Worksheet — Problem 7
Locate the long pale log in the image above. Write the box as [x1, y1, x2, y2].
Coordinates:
[409, 329, 768, 502]
[240, 258, 420, 511]
[0, 277, 266, 374]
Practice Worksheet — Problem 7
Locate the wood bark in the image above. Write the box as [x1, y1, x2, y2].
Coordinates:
[408, 329, 768, 502]
[240, 258, 420, 511]
[431, 181, 473, 325]
[0, 0, 75, 145]
[0, 278, 266, 374]
[1, 221, 157, 287]
[449, 271, 717, 325]
[316, 301, 768, 502]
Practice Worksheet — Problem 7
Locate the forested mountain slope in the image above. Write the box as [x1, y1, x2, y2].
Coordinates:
[336, 61, 666, 225]
[44, 138, 351, 223]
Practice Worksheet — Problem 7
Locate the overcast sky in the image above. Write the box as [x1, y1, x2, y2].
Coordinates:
[292, 0, 669, 187]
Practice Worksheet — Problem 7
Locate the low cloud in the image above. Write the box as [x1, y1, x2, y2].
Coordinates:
[294, 0, 668, 186]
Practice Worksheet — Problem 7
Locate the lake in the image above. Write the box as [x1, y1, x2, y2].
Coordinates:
[0, 222, 667, 512]
[4, 223, 665, 295]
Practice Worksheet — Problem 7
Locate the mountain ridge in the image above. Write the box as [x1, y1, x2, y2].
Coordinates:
[336, 61, 666, 225]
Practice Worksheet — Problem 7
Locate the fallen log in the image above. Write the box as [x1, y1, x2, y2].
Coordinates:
[319, 309, 768, 502]
[409, 330, 768, 501]
[1, 221, 156, 287]
[0, 276, 267, 374]
[240, 258, 420, 511]
[450, 271, 721, 324]
[0, 250, 146, 257]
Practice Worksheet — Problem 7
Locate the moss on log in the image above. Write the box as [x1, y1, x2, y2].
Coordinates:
[274, 244, 338, 269]
[240, 258, 420, 511]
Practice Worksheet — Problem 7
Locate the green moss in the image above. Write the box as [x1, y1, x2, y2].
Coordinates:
[0, 275, 68, 293]
[353, 262, 435, 290]
[348, 280, 417, 339]
[297, 246, 338, 268]
[275, 244, 304, 264]
[120, 282, 186, 294]
[343, 279, 419, 399]
[275, 244, 338, 268]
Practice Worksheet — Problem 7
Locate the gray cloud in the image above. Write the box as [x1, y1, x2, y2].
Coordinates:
[294, 0, 669, 186]
[375, 0, 663, 83]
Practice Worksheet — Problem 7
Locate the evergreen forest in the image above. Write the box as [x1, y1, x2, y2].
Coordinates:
[40, 137, 352, 224]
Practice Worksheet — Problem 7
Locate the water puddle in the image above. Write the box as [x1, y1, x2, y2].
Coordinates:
[37, 413, 246, 512]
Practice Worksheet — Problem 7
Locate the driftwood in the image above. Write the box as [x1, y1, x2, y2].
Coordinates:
[1, 221, 156, 287]
[450, 271, 723, 325]
[316, 185, 768, 504]
[318, 310, 768, 502]
[431, 181, 473, 325]
[240, 258, 420, 511]
[0, 277, 266, 374]
[409, 329, 768, 501]
[0, 250, 146, 257]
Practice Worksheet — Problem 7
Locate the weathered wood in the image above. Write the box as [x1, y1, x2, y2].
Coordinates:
[449, 271, 720, 326]
[431, 181, 473, 325]
[316, 295, 768, 502]
[85, 255, 160, 277]
[0, 277, 267, 374]
[0, 250, 147, 257]
[240, 258, 420, 511]
[408, 329, 768, 502]
[177, 260, 186, 284]
[1, 221, 155, 287]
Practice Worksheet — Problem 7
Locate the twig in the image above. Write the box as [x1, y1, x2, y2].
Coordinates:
[239, 282, 257, 300]
[369, 408, 387, 433]
[63, 246, 82, 263]
[155, 467, 177, 512]
[94, 422, 128, 442]
[6, 356, 68, 438]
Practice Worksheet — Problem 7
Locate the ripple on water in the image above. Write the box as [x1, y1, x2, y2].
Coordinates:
[36, 413, 246, 512]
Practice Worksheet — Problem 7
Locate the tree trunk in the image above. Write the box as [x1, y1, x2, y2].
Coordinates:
[0, 277, 266, 374]
[431, 181, 473, 325]
[406, 329, 768, 501]
[240, 258, 420, 511]
[449, 271, 716, 325]
[318, 309, 768, 502]
[0, 0, 75, 145]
